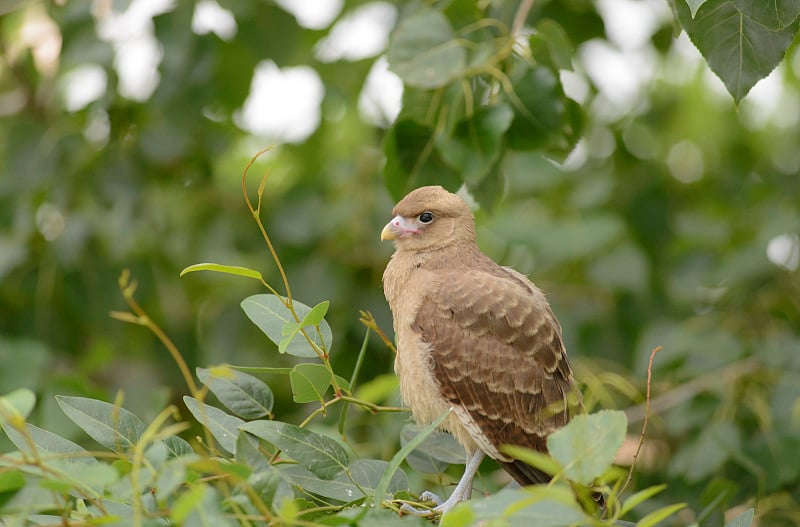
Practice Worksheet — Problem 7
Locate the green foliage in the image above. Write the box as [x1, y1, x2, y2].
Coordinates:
[241, 295, 333, 358]
[2, 0, 799, 525]
[0, 385, 687, 525]
[0, 169, 691, 524]
[382, 0, 800, 203]
[674, 0, 799, 102]
[547, 410, 628, 485]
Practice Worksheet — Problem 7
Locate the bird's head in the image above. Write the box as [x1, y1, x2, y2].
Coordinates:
[380, 186, 476, 251]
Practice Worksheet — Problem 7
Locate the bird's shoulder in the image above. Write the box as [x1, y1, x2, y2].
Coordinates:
[422, 259, 555, 334]
[413, 251, 571, 380]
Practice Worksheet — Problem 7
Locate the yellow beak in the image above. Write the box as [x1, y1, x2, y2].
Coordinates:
[380, 222, 398, 241]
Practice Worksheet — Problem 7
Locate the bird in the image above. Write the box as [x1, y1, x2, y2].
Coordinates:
[380, 185, 580, 515]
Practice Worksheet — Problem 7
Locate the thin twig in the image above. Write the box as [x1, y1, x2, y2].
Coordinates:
[620, 346, 661, 496]
[113, 271, 200, 396]
[359, 310, 396, 354]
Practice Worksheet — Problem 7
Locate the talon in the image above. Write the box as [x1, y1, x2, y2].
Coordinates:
[400, 503, 436, 516]
[399, 491, 443, 516]
[419, 491, 443, 505]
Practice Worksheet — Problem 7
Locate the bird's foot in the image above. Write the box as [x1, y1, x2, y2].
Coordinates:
[419, 491, 443, 505]
[401, 451, 482, 516]
[400, 491, 441, 516]
[400, 489, 468, 516]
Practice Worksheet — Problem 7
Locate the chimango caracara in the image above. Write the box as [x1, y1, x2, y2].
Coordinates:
[381, 185, 579, 514]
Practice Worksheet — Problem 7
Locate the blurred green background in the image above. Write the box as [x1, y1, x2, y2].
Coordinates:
[1, 0, 799, 523]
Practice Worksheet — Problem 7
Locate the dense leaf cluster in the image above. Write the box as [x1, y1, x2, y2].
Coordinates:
[1, 0, 799, 525]
[0, 299, 699, 525]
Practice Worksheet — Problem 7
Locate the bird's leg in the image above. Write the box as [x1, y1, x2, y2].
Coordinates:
[402, 450, 485, 516]
[436, 449, 483, 510]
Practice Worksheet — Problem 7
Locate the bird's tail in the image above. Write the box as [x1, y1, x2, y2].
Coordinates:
[499, 459, 551, 486]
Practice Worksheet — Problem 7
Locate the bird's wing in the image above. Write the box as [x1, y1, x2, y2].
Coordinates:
[412, 267, 578, 484]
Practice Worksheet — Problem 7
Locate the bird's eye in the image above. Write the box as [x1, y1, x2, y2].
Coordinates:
[419, 211, 434, 224]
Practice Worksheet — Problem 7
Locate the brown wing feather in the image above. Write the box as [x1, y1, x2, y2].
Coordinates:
[413, 266, 578, 485]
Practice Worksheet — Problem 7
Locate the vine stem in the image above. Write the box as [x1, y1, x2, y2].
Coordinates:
[620, 346, 662, 496]
[512, 0, 534, 36]
[240, 146, 293, 305]
[239, 148, 340, 394]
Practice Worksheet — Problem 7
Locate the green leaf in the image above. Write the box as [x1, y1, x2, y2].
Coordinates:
[281, 465, 359, 502]
[183, 396, 244, 455]
[357, 509, 431, 527]
[373, 410, 450, 505]
[400, 423, 465, 473]
[280, 459, 407, 502]
[731, 0, 800, 30]
[235, 431, 273, 473]
[436, 103, 513, 184]
[440, 503, 475, 527]
[505, 64, 566, 151]
[240, 420, 350, 480]
[0, 483, 65, 518]
[233, 366, 293, 377]
[344, 459, 407, 497]
[240, 294, 332, 357]
[279, 301, 330, 353]
[684, 0, 709, 17]
[55, 396, 145, 453]
[52, 462, 119, 494]
[97, 500, 143, 525]
[198, 366, 274, 419]
[382, 118, 462, 200]
[546, 410, 627, 485]
[172, 484, 236, 527]
[500, 445, 563, 480]
[677, 0, 798, 102]
[354, 373, 399, 403]
[529, 19, 574, 70]
[153, 454, 200, 505]
[2, 426, 115, 497]
[0, 388, 36, 424]
[619, 483, 667, 516]
[289, 363, 334, 404]
[725, 507, 755, 527]
[0, 470, 24, 493]
[247, 463, 293, 508]
[2, 422, 96, 464]
[179, 262, 264, 281]
[300, 300, 329, 326]
[145, 440, 168, 468]
[161, 435, 194, 458]
[637, 502, 688, 527]
[387, 6, 467, 88]
[467, 487, 585, 527]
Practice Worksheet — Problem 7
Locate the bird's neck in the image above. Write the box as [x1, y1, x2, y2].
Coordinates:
[408, 240, 478, 265]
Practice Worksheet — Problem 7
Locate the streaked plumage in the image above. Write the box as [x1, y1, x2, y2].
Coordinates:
[380, 186, 579, 512]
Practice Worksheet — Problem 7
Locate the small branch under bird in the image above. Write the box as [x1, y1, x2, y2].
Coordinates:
[380, 186, 580, 515]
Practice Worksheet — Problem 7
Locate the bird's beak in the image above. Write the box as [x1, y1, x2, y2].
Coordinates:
[381, 215, 417, 241]
[380, 222, 398, 241]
